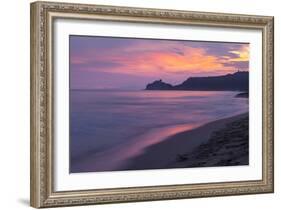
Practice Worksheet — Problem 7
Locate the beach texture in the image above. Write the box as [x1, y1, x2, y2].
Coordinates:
[122, 113, 249, 170]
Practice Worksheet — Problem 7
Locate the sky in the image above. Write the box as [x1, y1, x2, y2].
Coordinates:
[70, 35, 249, 90]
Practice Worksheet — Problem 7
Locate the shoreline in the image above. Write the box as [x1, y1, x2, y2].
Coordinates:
[121, 112, 249, 171]
[71, 122, 201, 173]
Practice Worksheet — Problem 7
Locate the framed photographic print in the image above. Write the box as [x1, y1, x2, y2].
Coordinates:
[30, 1, 274, 208]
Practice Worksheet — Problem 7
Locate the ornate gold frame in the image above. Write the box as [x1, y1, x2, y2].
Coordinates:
[30, 1, 274, 208]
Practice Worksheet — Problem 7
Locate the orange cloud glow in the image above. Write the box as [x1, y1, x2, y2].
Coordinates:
[71, 37, 249, 79]
[229, 45, 249, 62]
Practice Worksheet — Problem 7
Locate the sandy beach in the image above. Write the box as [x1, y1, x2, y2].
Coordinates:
[121, 112, 249, 170]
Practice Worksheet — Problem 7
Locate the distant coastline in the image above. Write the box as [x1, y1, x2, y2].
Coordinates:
[145, 71, 249, 91]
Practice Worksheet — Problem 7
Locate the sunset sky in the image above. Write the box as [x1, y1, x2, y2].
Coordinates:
[70, 36, 249, 90]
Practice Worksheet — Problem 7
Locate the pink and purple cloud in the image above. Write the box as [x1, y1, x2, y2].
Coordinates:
[70, 36, 249, 90]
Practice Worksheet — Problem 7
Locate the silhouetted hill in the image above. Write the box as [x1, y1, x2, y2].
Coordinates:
[145, 79, 173, 90]
[145, 71, 249, 91]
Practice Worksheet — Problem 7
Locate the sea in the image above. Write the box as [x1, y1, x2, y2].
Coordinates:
[70, 90, 248, 172]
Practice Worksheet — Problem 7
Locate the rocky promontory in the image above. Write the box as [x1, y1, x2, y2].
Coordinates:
[145, 79, 173, 90]
[145, 71, 249, 91]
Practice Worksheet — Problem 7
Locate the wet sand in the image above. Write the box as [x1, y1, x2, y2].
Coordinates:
[121, 112, 249, 170]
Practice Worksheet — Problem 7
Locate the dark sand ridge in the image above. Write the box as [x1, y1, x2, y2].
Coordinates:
[121, 112, 249, 171]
